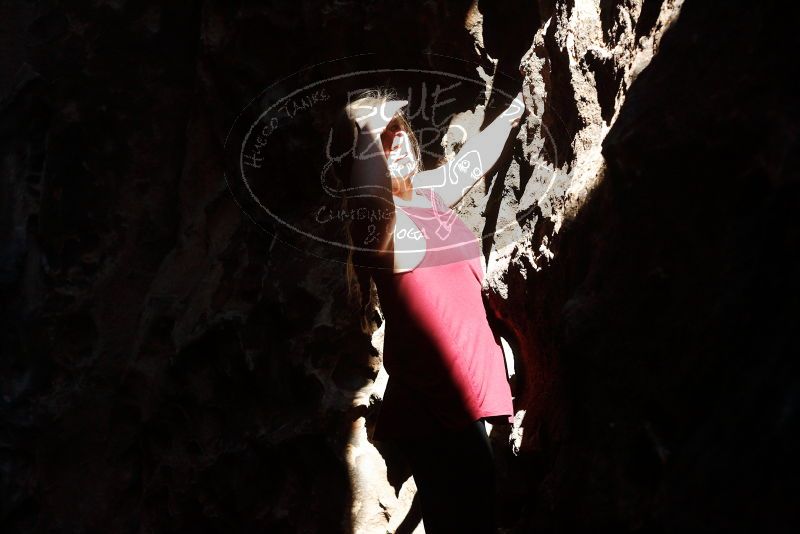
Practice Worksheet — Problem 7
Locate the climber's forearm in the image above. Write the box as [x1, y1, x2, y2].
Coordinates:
[411, 110, 517, 209]
[456, 108, 516, 184]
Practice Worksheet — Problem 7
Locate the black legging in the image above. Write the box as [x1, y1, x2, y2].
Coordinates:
[395, 419, 496, 533]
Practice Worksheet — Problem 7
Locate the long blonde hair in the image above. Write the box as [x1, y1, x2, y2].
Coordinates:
[328, 88, 422, 333]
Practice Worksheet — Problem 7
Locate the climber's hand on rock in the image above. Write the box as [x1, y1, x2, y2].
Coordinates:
[502, 90, 525, 128]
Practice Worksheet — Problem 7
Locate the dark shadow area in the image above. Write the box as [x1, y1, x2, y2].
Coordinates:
[0, 1, 515, 532]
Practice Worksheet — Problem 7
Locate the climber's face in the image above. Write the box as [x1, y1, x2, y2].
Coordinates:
[382, 117, 417, 182]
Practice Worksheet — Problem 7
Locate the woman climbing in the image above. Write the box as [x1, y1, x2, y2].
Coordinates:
[329, 86, 525, 533]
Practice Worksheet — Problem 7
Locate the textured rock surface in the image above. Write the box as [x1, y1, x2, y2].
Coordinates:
[1, 1, 798, 533]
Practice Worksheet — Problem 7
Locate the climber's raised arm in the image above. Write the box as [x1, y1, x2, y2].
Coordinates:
[347, 99, 408, 255]
[413, 91, 525, 209]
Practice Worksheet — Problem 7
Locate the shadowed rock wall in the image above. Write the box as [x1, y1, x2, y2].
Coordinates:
[1, 1, 797, 533]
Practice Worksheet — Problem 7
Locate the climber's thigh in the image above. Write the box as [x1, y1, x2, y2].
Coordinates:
[398, 420, 496, 533]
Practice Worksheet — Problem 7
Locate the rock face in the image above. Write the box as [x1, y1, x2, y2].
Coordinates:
[1, 1, 797, 533]
[491, 2, 800, 531]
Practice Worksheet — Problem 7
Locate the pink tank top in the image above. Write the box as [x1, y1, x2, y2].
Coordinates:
[370, 187, 514, 441]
